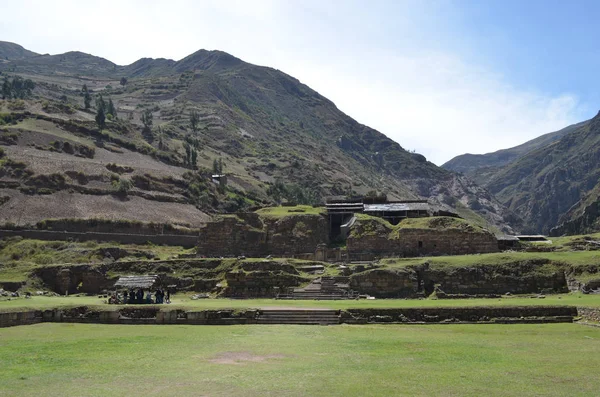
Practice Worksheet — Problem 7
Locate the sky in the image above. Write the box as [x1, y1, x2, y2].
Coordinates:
[2, 0, 599, 165]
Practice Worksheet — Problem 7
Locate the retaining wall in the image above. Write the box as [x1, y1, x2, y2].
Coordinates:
[0, 229, 198, 248]
[341, 306, 578, 324]
[0, 305, 585, 328]
[577, 307, 600, 323]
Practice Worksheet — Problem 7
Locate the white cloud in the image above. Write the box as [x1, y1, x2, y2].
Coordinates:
[274, 50, 583, 164]
[0, 1, 586, 165]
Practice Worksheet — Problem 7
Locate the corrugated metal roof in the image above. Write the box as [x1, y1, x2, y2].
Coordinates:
[364, 202, 430, 212]
[114, 275, 160, 289]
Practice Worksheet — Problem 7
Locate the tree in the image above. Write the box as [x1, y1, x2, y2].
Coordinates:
[141, 109, 153, 131]
[191, 148, 198, 167]
[3, 77, 35, 99]
[94, 95, 107, 126]
[107, 98, 116, 118]
[183, 141, 191, 165]
[2, 77, 10, 100]
[119, 77, 128, 86]
[96, 95, 106, 112]
[95, 106, 106, 129]
[189, 109, 200, 132]
[157, 126, 164, 150]
[82, 84, 91, 110]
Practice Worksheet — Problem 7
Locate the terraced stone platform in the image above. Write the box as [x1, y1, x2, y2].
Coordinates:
[256, 309, 340, 325]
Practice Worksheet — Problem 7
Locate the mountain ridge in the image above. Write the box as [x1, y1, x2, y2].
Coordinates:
[443, 120, 588, 186]
[0, 41, 518, 234]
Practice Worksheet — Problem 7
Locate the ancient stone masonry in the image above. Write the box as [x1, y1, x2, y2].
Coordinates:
[0, 306, 580, 328]
[423, 261, 568, 295]
[340, 306, 577, 324]
[346, 216, 499, 259]
[196, 213, 329, 257]
[348, 259, 570, 298]
[223, 260, 310, 298]
[349, 269, 417, 298]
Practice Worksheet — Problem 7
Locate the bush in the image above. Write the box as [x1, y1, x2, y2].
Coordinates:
[112, 178, 132, 195]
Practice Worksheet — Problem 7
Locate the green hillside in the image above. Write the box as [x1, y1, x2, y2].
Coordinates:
[0, 41, 516, 232]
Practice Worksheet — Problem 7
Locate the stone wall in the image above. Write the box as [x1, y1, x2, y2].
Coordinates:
[340, 306, 577, 324]
[424, 261, 568, 295]
[0, 229, 198, 247]
[347, 216, 499, 259]
[0, 306, 580, 328]
[223, 260, 309, 298]
[196, 213, 329, 257]
[348, 260, 569, 298]
[0, 311, 42, 328]
[577, 307, 600, 323]
[349, 269, 417, 298]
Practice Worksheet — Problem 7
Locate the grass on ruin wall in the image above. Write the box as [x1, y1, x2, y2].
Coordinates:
[255, 205, 325, 218]
[351, 214, 495, 239]
[0, 238, 192, 282]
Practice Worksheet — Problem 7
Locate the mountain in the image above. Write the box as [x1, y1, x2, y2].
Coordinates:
[443, 121, 587, 186]
[0, 41, 516, 233]
[0, 41, 39, 60]
[480, 112, 600, 234]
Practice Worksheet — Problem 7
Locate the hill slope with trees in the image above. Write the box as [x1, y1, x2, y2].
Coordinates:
[0, 41, 517, 233]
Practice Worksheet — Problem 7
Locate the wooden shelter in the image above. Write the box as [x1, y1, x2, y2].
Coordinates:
[114, 275, 160, 290]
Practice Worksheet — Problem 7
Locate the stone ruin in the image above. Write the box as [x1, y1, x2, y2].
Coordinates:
[195, 211, 499, 261]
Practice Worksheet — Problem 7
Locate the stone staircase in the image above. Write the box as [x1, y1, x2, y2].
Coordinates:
[256, 309, 340, 325]
[290, 276, 354, 300]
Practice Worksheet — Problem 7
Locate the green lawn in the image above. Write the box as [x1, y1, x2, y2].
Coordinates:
[2, 292, 600, 312]
[0, 323, 598, 396]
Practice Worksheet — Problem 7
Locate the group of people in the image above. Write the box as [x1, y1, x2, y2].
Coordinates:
[108, 288, 172, 304]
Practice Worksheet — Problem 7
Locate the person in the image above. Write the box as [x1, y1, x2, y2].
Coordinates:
[122, 290, 129, 304]
[136, 289, 143, 304]
[129, 290, 135, 304]
[145, 291, 152, 304]
[165, 288, 171, 304]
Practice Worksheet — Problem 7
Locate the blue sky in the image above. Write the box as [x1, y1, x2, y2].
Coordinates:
[1, 0, 597, 164]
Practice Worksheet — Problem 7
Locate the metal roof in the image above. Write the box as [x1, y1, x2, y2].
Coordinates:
[114, 275, 160, 289]
[497, 235, 520, 241]
[364, 202, 430, 212]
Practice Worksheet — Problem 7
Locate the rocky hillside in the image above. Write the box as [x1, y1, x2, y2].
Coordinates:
[482, 112, 600, 234]
[443, 121, 587, 186]
[0, 41, 516, 233]
[443, 114, 600, 235]
[0, 41, 38, 61]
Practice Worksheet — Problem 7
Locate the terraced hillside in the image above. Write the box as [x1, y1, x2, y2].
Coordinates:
[0, 41, 516, 233]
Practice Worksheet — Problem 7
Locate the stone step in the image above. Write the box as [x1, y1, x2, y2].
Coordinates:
[258, 319, 339, 323]
[259, 310, 339, 315]
[257, 314, 338, 318]
[257, 309, 340, 325]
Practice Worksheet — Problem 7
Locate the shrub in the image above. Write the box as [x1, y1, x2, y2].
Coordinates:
[112, 178, 132, 195]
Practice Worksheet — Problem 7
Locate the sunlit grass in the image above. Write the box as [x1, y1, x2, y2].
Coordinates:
[0, 323, 598, 396]
[2, 292, 600, 312]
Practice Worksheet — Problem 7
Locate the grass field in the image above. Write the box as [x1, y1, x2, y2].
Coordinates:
[0, 323, 599, 396]
[2, 292, 600, 312]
